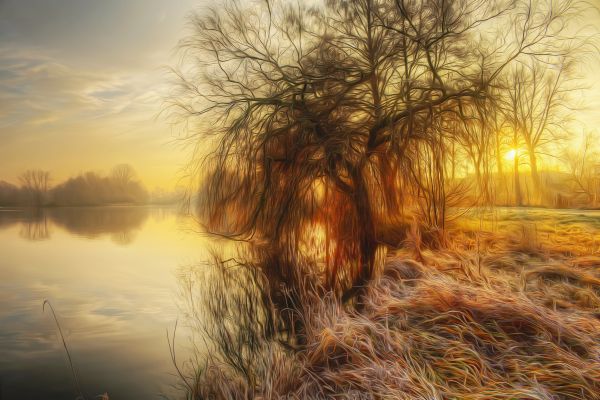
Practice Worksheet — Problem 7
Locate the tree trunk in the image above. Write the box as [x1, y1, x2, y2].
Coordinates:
[354, 171, 377, 282]
[474, 163, 483, 203]
[514, 154, 522, 206]
[450, 141, 456, 181]
[528, 150, 542, 202]
[495, 135, 506, 204]
[342, 163, 378, 301]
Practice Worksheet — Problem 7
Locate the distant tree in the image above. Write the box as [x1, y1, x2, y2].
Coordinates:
[0, 181, 22, 206]
[503, 72, 527, 206]
[51, 167, 148, 206]
[456, 95, 501, 205]
[19, 170, 51, 206]
[111, 164, 136, 187]
[563, 131, 600, 206]
[504, 59, 573, 203]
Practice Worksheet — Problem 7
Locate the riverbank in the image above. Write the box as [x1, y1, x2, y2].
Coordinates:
[184, 214, 600, 399]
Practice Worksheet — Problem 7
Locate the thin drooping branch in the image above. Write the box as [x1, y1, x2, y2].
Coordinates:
[169, 0, 585, 295]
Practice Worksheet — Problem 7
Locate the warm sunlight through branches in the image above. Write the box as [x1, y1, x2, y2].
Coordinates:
[2, 0, 600, 399]
[503, 148, 525, 161]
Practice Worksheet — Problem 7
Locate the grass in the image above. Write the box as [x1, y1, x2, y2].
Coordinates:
[44, 300, 111, 400]
[177, 208, 600, 399]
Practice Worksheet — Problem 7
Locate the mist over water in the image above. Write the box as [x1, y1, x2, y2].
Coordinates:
[0, 206, 209, 399]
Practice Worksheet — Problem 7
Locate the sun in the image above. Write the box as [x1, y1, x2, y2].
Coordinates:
[504, 149, 517, 161]
[504, 148, 523, 161]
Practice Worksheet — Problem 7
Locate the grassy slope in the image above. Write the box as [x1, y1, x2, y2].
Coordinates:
[187, 210, 600, 399]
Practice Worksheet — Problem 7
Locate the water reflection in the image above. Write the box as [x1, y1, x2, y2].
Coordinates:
[0, 206, 204, 399]
[20, 212, 51, 241]
[0, 206, 150, 244]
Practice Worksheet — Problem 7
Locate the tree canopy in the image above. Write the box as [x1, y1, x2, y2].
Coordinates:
[172, 0, 588, 294]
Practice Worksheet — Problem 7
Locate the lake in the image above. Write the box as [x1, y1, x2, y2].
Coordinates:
[0, 206, 211, 400]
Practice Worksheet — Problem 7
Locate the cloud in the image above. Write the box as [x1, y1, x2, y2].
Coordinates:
[0, 48, 100, 127]
[0, 45, 173, 132]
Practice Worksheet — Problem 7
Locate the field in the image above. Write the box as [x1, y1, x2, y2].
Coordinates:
[180, 207, 600, 400]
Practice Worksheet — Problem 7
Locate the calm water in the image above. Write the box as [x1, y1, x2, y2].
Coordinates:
[0, 206, 209, 399]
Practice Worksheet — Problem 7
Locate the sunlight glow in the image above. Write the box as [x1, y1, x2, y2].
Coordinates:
[504, 148, 524, 161]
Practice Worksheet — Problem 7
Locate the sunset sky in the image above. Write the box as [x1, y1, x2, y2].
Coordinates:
[0, 0, 202, 190]
[0, 0, 599, 189]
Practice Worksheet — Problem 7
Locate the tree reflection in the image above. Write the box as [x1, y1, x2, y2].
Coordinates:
[0, 207, 151, 244]
[19, 209, 50, 241]
[47, 207, 149, 242]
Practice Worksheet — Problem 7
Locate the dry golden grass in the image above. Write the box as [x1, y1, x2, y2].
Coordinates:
[182, 209, 600, 400]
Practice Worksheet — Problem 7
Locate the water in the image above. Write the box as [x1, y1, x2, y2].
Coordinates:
[0, 206, 208, 400]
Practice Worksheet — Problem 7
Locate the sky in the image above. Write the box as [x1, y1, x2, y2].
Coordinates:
[0, 0, 599, 189]
[0, 0, 201, 190]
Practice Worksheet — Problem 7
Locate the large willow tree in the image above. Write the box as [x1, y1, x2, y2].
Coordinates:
[171, 0, 579, 294]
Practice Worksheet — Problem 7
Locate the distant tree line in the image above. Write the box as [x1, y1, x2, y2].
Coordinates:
[0, 164, 149, 207]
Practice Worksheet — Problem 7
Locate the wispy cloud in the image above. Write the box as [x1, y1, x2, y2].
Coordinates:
[0, 46, 168, 130]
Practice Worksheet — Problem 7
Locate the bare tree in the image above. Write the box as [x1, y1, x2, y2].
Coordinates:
[171, 0, 585, 294]
[111, 164, 137, 187]
[563, 131, 600, 206]
[505, 60, 573, 203]
[503, 70, 528, 206]
[19, 169, 51, 206]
